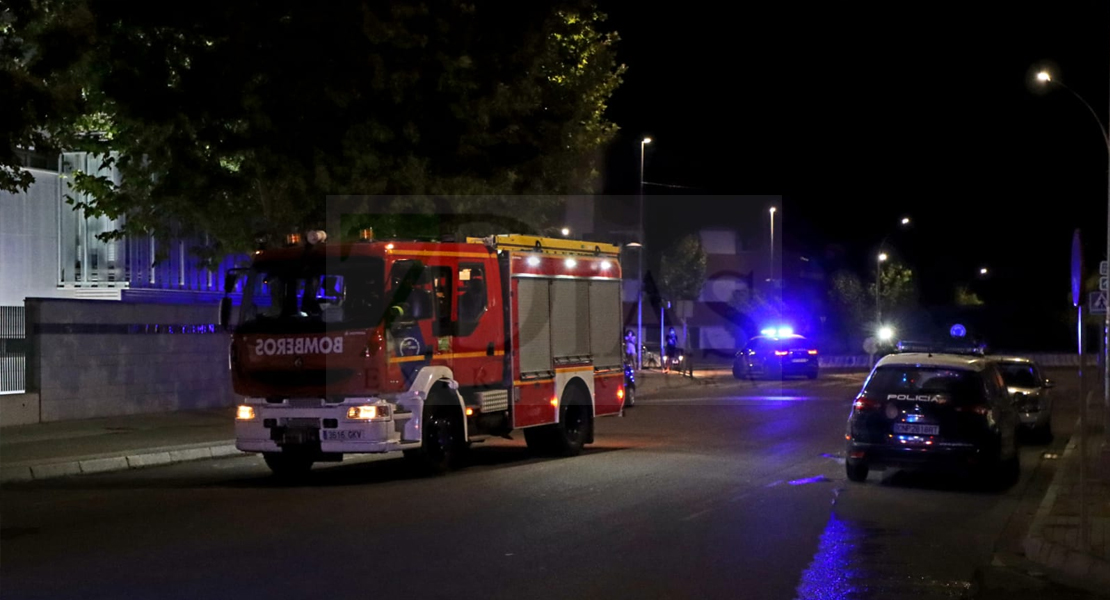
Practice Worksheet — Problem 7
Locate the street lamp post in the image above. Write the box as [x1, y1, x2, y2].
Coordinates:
[769, 207, 776, 282]
[877, 252, 888, 325]
[638, 137, 651, 371]
[1036, 69, 1110, 453]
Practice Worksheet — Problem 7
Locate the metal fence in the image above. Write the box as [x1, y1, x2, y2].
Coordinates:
[1, 306, 26, 393]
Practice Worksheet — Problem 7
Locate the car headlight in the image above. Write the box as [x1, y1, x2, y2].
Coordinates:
[346, 405, 391, 420]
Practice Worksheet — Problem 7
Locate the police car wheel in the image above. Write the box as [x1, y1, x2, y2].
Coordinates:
[846, 460, 868, 483]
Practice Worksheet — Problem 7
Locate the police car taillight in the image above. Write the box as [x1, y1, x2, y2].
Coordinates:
[853, 396, 880, 411]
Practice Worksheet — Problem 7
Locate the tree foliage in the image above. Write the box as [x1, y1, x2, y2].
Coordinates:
[830, 270, 869, 333]
[955, 284, 984, 306]
[830, 261, 917, 336]
[8, 0, 625, 260]
[659, 234, 708, 301]
[868, 261, 917, 310]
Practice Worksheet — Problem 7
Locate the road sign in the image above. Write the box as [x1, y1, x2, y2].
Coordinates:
[1102, 260, 1108, 276]
[1093, 291, 1108, 315]
[1102, 277, 1109, 292]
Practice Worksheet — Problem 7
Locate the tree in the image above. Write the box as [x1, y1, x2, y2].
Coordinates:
[955, 284, 984, 306]
[830, 270, 869, 336]
[658, 234, 708, 301]
[830, 261, 917, 341]
[15, 0, 625, 262]
[0, 0, 84, 193]
[868, 260, 917, 311]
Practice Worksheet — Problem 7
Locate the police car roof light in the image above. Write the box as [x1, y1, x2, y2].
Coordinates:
[895, 340, 984, 356]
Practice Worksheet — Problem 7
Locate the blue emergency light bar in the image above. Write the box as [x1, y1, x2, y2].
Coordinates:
[894, 340, 985, 356]
[761, 326, 793, 337]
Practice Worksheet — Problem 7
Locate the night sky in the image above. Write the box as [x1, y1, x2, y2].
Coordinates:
[595, 1, 1109, 314]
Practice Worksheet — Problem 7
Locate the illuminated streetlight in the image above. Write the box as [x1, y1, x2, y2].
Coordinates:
[561, 227, 570, 236]
[878, 326, 895, 342]
[878, 253, 889, 262]
[637, 137, 652, 371]
[769, 207, 777, 282]
[901, 217, 911, 225]
[980, 267, 988, 275]
[1036, 70, 1051, 82]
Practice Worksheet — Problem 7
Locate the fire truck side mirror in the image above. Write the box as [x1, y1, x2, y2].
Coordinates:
[219, 297, 233, 331]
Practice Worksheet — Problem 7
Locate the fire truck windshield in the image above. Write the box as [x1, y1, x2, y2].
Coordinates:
[236, 257, 385, 333]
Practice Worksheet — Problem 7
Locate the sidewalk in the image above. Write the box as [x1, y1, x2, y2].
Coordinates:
[1023, 401, 1110, 595]
[1, 408, 240, 483]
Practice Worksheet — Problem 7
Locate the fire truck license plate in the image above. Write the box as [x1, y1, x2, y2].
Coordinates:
[322, 430, 363, 441]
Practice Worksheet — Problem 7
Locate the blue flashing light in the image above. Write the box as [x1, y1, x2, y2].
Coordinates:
[761, 328, 776, 336]
[950, 323, 966, 338]
[777, 327, 793, 337]
[761, 326, 794, 338]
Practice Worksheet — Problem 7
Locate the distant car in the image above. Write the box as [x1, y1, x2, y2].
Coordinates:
[988, 355, 1054, 442]
[844, 350, 1020, 484]
[733, 334, 819, 380]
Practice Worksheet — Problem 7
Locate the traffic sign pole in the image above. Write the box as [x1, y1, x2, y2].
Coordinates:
[1072, 230, 1089, 551]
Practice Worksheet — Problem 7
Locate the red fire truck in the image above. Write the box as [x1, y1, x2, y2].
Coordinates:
[219, 231, 627, 477]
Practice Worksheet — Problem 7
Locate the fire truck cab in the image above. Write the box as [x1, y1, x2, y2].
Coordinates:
[221, 231, 626, 477]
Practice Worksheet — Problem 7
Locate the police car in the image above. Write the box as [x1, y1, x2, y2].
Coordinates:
[844, 342, 1020, 484]
[733, 327, 819, 380]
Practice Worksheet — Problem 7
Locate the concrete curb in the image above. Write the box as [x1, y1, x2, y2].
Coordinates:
[1022, 418, 1110, 596]
[0, 440, 243, 483]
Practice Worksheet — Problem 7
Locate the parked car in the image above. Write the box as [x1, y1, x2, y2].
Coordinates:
[987, 355, 1053, 443]
[844, 349, 1020, 485]
[733, 334, 819, 380]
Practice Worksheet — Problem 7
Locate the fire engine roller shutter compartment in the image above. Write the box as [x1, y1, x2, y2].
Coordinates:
[589, 280, 622, 368]
[551, 280, 591, 360]
[516, 278, 553, 375]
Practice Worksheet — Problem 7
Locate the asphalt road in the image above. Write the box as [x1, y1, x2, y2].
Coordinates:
[0, 371, 1096, 599]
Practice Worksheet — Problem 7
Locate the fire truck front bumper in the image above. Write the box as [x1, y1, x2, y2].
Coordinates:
[234, 396, 422, 454]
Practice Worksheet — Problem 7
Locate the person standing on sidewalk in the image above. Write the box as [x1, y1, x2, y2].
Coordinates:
[625, 330, 637, 366]
[664, 327, 678, 373]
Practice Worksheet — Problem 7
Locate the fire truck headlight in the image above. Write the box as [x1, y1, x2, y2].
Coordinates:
[236, 405, 256, 420]
[346, 405, 390, 420]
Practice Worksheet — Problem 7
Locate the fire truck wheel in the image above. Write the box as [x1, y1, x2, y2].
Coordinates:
[551, 385, 592, 456]
[263, 452, 315, 479]
[405, 407, 465, 474]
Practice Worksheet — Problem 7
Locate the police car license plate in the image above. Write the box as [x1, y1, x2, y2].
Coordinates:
[322, 430, 363, 441]
[892, 423, 939, 435]
[791, 358, 809, 363]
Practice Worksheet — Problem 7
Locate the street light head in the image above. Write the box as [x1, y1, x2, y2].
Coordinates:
[901, 217, 911, 225]
[980, 267, 988, 275]
[1036, 71, 1051, 83]
[878, 253, 888, 262]
[878, 326, 895, 342]
[642, 137, 652, 144]
[560, 227, 570, 236]
[769, 207, 776, 214]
